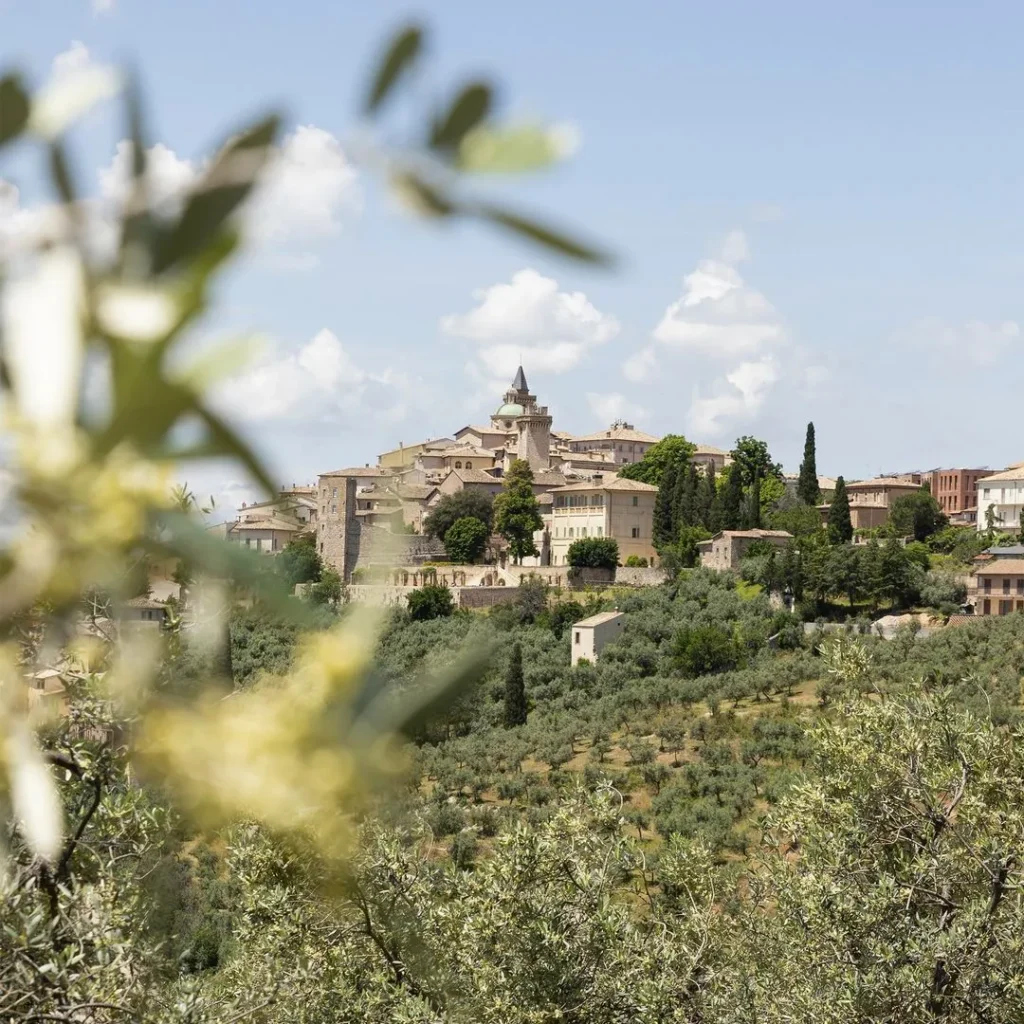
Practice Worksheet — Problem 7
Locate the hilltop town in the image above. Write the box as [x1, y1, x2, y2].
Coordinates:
[216, 365, 1024, 621]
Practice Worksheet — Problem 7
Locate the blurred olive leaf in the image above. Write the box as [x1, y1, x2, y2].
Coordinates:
[430, 81, 492, 152]
[392, 171, 456, 218]
[152, 113, 281, 274]
[476, 204, 614, 266]
[458, 123, 567, 174]
[0, 74, 30, 146]
[365, 24, 423, 114]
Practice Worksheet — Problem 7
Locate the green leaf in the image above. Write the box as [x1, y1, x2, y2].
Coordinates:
[430, 82, 492, 151]
[457, 123, 567, 174]
[192, 402, 277, 499]
[391, 172, 456, 218]
[48, 140, 76, 205]
[152, 113, 281, 274]
[364, 24, 423, 114]
[354, 643, 494, 741]
[151, 510, 320, 625]
[476, 204, 614, 266]
[118, 71, 153, 261]
[0, 74, 30, 147]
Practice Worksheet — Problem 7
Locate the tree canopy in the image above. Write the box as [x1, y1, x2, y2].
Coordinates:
[796, 422, 820, 505]
[444, 515, 489, 563]
[618, 434, 696, 485]
[827, 476, 854, 545]
[567, 536, 619, 569]
[493, 460, 543, 563]
[424, 489, 494, 540]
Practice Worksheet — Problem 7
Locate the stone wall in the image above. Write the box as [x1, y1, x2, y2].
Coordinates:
[345, 584, 522, 610]
[614, 566, 668, 587]
[354, 526, 445, 569]
[456, 586, 521, 609]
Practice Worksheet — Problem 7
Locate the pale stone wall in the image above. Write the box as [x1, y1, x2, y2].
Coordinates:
[570, 613, 625, 666]
[516, 409, 552, 473]
[614, 566, 667, 587]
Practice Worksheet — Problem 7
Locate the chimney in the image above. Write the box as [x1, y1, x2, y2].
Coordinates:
[593, 473, 603, 485]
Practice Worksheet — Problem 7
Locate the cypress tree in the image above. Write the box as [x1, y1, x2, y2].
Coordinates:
[653, 458, 678, 550]
[673, 460, 699, 529]
[797, 422, 820, 506]
[699, 461, 719, 532]
[503, 641, 527, 727]
[827, 475, 853, 545]
[721, 464, 744, 531]
[743, 468, 762, 529]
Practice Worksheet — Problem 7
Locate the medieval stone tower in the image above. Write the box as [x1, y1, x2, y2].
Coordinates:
[316, 473, 361, 581]
[491, 365, 552, 473]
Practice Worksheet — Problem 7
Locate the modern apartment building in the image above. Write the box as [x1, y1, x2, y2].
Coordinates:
[548, 476, 658, 566]
[928, 467, 995, 516]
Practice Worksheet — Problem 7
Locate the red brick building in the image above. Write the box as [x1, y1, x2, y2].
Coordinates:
[929, 468, 995, 516]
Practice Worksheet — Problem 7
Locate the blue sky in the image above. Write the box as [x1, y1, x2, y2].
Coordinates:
[4, 0, 1024, 508]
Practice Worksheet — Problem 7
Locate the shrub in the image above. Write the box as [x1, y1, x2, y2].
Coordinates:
[673, 625, 741, 677]
[624, 555, 648, 568]
[444, 516, 489, 564]
[407, 584, 455, 621]
[449, 829, 478, 868]
[426, 803, 465, 839]
[309, 568, 343, 606]
[567, 537, 619, 569]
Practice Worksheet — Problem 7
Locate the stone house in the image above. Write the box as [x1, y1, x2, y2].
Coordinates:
[699, 529, 793, 571]
[377, 438, 454, 471]
[226, 514, 303, 553]
[548, 476, 658, 566]
[819, 476, 924, 530]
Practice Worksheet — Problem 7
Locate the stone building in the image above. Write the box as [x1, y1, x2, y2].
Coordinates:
[548, 476, 658, 566]
[570, 611, 625, 666]
[970, 558, 1024, 615]
[975, 465, 1024, 532]
[818, 476, 924, 531]
[698, 529, 793, 571]
[568, 422, 660, 466]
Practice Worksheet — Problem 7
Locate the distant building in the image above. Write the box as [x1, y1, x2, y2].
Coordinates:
[929, 468, 995, 517]
[226, 514, 304, 553]
[568, 422, 660, 466]
[699, 529, 793, 571]
[570, 611, 625, 666]
[548, 476, 658, 567]
[819, 476, 924, 530]
[976, 466, 1024, 532]
[377, 438, 455, 470]
[122, 596, 170, 624]
[970, 559, 1024, 616]
[691, 445, 732, 473]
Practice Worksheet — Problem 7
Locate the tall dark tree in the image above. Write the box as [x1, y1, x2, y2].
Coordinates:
[743, 469, 762, 530]
[827, 476, 854, 545]
[720, 464, 744, 531]
[796, 422, 820, 506]
[503, 641, 527, 727]
[699, 461, 720, 532]
[493, 459, 543, 563]
[674, 461, 699, 529]
[653, 458, 679, 550]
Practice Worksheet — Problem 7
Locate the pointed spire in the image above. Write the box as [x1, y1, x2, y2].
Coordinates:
[512, 365, 528, 393]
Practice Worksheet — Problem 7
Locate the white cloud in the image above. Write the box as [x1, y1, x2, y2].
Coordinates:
[586, 391, 646, 424]
[0, 180, 68, 260]
[92, 0, 115, 13]
[441, 268, 620, 379]
[247, 125, 360, 244]
[52, 41, 92, 78]
[898, 317, 1021, 367]
[650, 232, 784, 361]
[215, 328, 413, 426]
[687, 356, 779, 436]
[621, 229, 793, 436]
[99, 140, 197, 216]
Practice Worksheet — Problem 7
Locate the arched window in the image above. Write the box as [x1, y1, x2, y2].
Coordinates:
[465, 460, 472, 469]
[455, 461, 462, 469]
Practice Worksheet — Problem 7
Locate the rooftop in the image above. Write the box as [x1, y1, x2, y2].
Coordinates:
[715, 529, 793, 540]
[974, 559, 1024, 575]
[550, 477, 658, 493]
[450, 468, 505, 484]
[692, 444, 729, 456]
[320, 465, 391, 478]
[984, 545, 1024, 556]
[571, 425, 661, 444]
[978, 466, 1024, 482]
[845, 476, 923, 489]
[228, 517, 303, 532]
[574, 611, 625, 628]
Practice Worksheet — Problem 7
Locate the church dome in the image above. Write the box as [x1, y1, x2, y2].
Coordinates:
[495, 402, 524, 417]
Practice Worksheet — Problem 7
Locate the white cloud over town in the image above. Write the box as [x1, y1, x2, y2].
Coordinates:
[586, 391, 646, 424]
[441, 268, 620, 380]
[214, 328, 414, 426]
[621, 229, 794, 438]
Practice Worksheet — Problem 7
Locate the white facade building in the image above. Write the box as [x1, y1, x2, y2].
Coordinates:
[570, 611, 625, 666]
[977, 466, 1024, 532]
